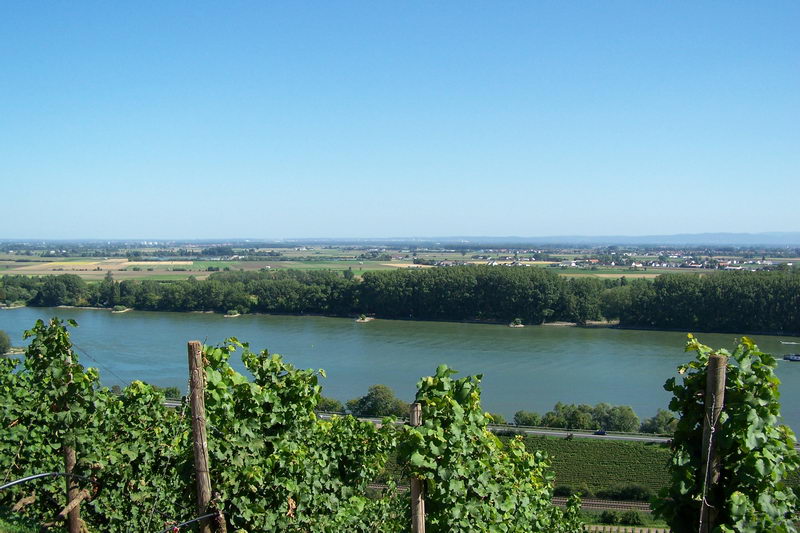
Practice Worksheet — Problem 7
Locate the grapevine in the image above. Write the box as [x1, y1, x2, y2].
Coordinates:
[2, 319, 585, 532]
[654, 335, 800, 532]
[400, 364, 583, 532]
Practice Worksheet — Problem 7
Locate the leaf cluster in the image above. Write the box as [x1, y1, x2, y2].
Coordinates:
[201, 339, 404, 532]
[400, 364, 583, 532]
[654, 335, 800, 532]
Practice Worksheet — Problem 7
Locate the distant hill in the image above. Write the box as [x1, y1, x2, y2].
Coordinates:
[287, 232, 800, 248]
[436, 232, 800, 247]
[3, 232, 800, 248]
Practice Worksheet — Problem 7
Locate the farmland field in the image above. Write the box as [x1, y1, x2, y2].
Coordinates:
[378, 433, 673, 496]
[512, 435, 672, 495]
[0, 245, 739, 282]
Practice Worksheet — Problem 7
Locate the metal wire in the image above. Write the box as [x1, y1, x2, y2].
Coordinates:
[0, 471, 96, 492]
[153, 511, 220, 533]
[72, 342, 129, 388]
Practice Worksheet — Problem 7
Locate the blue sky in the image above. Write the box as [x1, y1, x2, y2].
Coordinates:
[1, 2, 798, 239]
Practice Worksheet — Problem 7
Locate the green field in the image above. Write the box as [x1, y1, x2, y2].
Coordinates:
[263, 260, 397, 271]
[377, 434, 673, 497]
[513, 435, 671, 495]
[124, 273, 206, 281]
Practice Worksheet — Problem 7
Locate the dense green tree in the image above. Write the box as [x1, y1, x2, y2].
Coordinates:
[32, 274, 87, 306]
[513, 410, 541, 426]
[487, 412, 506, 424]
[639, 408, 677, 434]
[346, 384, 408, 418]
[539, 402, 640, 431]
[5, 268, 799, 335]
[98, 271, 119, 307]
[560, 278, 603, 324]
[317, 396, 345, 412]
[0, 330, 10, 355]
[606, 405, 640, 433]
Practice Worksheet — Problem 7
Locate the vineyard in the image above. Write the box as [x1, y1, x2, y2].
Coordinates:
[515, 437, 671, 496]
[0, 319, 581, 532]
[377, 437, 671, 499]
[1, 319, 799, 532]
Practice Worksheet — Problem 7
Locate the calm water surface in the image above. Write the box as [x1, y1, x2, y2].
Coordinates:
[3, 307, 800, 429]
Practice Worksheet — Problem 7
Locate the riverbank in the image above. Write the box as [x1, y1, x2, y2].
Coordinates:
[4, 304, 800, 338]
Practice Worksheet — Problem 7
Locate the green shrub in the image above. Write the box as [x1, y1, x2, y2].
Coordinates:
[596, 484, 652, 502]
[599, 510, 619, 524]
[620, 510, 644, 526]
[112, 305, 126, 312]
[553, 485, 573, 497]
[554, 484, 593, 498]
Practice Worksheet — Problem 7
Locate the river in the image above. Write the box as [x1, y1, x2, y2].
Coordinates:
[3, 307, 800, 430]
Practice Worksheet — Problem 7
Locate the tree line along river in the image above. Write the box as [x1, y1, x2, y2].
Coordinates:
[2, 306, 800, 431]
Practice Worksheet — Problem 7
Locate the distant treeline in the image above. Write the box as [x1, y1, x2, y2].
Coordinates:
[1, 266, 798, 334]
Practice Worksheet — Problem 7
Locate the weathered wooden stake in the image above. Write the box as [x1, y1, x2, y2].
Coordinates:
[63, 445, 81, 533]
[699, 352, 727, 533]
[62, 351, 81, 533]
[410, 402, 426, 533]
[189, 340, 214, 533]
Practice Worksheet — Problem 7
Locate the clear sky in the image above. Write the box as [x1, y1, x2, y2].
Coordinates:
[1, 2, 798, 239]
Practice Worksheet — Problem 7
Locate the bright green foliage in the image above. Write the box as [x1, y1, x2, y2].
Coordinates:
[0, 319, 195, 532]
[82, 381, 195, 530]
[654, 335, 800, 532]
[401, 364, 583, 532]
[0, 321, 404, 532]
[2, 320, 591, 532]
[201, 340, 404, 532]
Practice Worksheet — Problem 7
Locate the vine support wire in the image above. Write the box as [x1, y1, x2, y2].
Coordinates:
[72, 342, 129, 390]
[698, 353, 728, 533]
[154, 511, 221, 533]
[0, 472, 96, 492]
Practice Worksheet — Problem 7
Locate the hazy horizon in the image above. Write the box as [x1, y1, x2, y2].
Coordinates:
[4, 231, 800, 248]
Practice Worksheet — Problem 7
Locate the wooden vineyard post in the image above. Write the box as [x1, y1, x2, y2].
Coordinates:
[63, 445, 81, 533]
[188, 341, 228, 533]
[62, 352, 81, 533]
[410, 402, 426, 533]
[699, 352, 727, 533]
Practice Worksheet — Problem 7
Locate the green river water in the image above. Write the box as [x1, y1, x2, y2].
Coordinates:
[2, 306, 800, 429]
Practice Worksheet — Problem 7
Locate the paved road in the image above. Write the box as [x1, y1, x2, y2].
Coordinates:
[317, 412, 672, 444]
[501, 427, 670, 444]
[164, 403, 672, 444]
